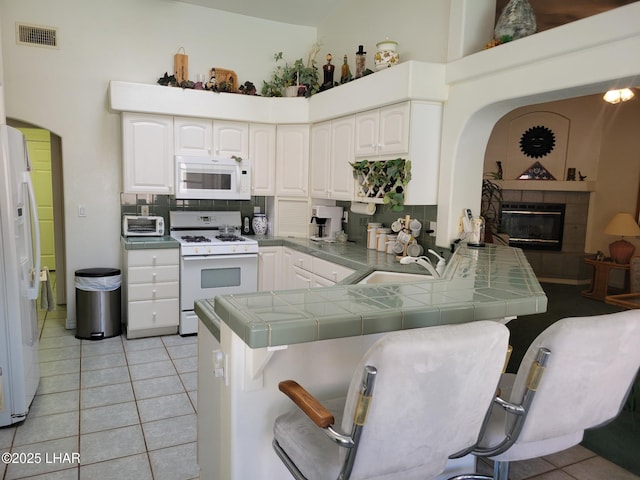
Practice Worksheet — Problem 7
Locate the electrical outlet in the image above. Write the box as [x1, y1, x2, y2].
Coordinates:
[140, 205, 149, 216]
[342, 211, 348, 223]
[430, 221, 437, 237]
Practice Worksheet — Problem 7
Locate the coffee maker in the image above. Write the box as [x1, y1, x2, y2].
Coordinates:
[310, 206, 343, 241]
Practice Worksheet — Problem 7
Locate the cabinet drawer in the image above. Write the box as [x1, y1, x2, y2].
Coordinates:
[288, 249, 313, 272]
[127, 282, 178, 301]
[127, 249, 178, 267]
[312, 258, 355, 283]
[127, 265, 179, 284]
[128, 298, 179, 329]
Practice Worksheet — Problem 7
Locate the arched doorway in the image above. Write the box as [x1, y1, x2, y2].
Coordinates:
[8, 119, 66, 305]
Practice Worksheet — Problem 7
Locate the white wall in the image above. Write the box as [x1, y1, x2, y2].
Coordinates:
[435, 2, 640, 247]
[0, 0, 316, 323]
[316, 0, 451, 69]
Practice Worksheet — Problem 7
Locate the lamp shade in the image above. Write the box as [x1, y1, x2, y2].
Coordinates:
[604, 213, 640, 237]
[604, 213, 640, 264]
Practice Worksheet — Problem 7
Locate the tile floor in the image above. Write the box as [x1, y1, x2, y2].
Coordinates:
[0, 296, 199, 479]
[1, 280, 639, 479]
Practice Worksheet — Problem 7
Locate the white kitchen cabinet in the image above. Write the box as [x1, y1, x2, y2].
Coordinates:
[250, 123, 276, 196]
[329, 116, 355, 200]
[292, 266, 313, 289]
[310, 121, 331, 198]
[282, 247, 354, 288]
[353, 101, 441, 206]
[174, 117, 248, 158]
[310, 117, 355, 201]
[213, 121, 249, 158]
[122, 247, 179, 339]
[122, 113, 174, 194]
[258, 246, 281, 291]
[276, 125, 310, 197]
[355, 102, 410, 157]
[174, 117, 213, 156]
[312, 256, 355, 284]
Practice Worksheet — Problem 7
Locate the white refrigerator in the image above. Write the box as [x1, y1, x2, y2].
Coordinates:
[0, 125, 41, 426]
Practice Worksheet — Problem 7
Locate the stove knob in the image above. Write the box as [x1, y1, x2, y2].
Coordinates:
[194, 247, 199, 254]
[231, 246, 237, 253]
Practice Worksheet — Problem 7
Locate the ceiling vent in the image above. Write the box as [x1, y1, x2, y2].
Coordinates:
[16, 23, 58, 49]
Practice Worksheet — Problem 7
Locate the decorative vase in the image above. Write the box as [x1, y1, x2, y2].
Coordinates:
[374, 38, 399, 70]
[494, 0, 536, 41]
[252, 213, 268, 235]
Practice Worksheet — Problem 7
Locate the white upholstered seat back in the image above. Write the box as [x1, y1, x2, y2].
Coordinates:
[508, 310, 640, 444]
[340, 320, 510, 480]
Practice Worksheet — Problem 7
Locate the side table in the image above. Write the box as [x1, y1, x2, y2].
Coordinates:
[606, 293, 640, 309]
[581, 257, 630, 301]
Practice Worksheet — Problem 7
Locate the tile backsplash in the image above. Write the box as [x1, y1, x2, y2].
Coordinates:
[120, 193, 268, 228]
[120, 194, 439, 254]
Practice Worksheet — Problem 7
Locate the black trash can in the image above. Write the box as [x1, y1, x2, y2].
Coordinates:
[75, 268, 122, 340]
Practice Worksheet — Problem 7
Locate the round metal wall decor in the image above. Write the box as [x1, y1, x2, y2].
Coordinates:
[519, 125, 555, 158]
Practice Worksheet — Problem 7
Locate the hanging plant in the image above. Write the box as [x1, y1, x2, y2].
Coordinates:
[350, 158, 411, 211]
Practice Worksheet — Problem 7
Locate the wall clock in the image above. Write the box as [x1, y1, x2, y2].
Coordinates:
[519, 125, 556, 158]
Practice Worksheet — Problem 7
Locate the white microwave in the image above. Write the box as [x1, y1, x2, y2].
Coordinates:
[175, 155, 251, 200]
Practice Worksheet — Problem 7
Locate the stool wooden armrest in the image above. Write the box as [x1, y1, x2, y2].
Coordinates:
[279, 380, 335, 428]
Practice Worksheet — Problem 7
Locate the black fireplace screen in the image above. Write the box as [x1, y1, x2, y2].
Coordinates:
[499, 203, 565, 250]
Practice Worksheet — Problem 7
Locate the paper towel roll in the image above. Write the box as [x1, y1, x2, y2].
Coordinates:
[350, 202, 376, 215]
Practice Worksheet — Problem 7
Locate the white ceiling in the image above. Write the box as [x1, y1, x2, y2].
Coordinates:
[176, 0, 343, 26]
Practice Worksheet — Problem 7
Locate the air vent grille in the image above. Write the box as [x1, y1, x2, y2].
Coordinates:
[16, 23, 58, 48]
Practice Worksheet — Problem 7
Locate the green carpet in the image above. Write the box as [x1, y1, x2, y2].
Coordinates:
[506, 283, 640, 476]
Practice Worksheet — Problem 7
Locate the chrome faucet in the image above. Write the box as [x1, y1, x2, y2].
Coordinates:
[399, 255, 440, 278]
[399, 249, 447, 278]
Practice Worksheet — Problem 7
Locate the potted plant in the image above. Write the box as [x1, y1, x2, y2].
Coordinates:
[261, 52, 320, 98]
[351, 158, 412, 211]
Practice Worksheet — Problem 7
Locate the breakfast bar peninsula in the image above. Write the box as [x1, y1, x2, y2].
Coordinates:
[195, 243, 547, 479]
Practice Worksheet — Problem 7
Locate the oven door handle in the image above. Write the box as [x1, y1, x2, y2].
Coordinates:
[182, 254, 258, 261]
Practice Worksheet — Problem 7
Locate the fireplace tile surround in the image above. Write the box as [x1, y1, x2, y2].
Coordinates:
[502, 189, 592, 283]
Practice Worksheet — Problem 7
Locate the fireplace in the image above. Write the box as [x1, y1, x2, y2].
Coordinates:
[500, 202, 565, 251]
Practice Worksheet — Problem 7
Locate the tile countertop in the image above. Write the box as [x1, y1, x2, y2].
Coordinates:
[121, 236, 179, 249]
[196, 240, 548, 348]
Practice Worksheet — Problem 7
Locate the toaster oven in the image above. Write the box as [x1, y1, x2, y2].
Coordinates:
[123, 215, 165, 237]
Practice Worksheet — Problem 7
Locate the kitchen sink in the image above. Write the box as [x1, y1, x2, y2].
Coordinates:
[357, 271, 432, 284]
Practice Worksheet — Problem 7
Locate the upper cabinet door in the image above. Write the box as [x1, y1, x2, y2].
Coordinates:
[122, 113, 174, 194]
[330, 116, 355, 201]
[250, 123, 276, 196]
[174, 117, 212, 156]
[354, 102, 410, 157]
[378, 102, 410, 155]
[213, 121, 249, 158]
[354, 110, 379, 157]
[276, 125, 310, 197]
[310, 121, 331, 198]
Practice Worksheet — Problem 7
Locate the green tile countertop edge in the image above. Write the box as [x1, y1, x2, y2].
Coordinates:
[121, 236, 180, 249]
[198, 242, 548, 348]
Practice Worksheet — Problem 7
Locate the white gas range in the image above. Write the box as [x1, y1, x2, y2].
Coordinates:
[170, 211, 258, 335]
